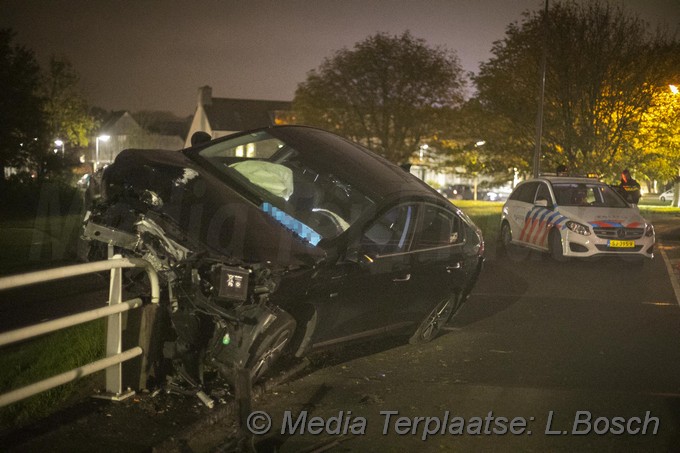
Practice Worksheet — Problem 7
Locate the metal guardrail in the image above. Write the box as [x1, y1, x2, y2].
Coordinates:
[0, 255, 160, 407]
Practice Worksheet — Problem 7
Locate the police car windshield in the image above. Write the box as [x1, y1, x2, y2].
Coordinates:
[552, 183, 629, 208]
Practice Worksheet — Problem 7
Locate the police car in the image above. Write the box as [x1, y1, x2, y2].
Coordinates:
[499, 175, 655, 261]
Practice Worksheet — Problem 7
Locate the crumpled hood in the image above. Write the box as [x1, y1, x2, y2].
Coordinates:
[103, 148, 327, 268]
[557, 206, 649, 229]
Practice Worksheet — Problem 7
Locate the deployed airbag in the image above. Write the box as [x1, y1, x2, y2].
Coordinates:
[230, 160, 294, 200]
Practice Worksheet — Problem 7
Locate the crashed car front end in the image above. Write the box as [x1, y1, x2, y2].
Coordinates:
[82, 200, 297, 392]
[80, 153, 320, 396]
[80, 127, 381, 397]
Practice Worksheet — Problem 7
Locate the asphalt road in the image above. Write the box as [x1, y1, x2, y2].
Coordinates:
[3, 215, 680, 452]
[222, 223, 680, 452]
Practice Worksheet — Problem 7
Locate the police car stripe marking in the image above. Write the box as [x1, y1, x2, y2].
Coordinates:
[536, 211, 566, 247]
[528, 209, 552, 245]
[519, 206, 568, 247]
[588, 220, 643, 229]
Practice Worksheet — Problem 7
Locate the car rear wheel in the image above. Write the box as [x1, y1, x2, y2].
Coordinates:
[409, 295, 457, 344]
[549, 229, 567, 262]
[500, 221, 528, 261]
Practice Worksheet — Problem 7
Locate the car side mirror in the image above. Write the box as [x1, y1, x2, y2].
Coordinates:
[344, 247, 375, 266]
[534, 199, 550, 208]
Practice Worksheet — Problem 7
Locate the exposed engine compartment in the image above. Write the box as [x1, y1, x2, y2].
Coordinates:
[81, 194, 296, 400]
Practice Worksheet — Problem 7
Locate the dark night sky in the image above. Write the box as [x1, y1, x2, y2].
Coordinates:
[2, 0, 678, 117]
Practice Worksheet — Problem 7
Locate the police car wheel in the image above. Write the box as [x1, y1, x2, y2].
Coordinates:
[500, 222, 528, 261]
[549, 230, 567, 262]
[500, 222, 510, 244]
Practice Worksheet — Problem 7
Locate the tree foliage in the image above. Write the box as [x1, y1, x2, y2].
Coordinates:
[471, 1, 680, 180]
[42, 56, 96, 148]
[0, 30, 97, 181]
[0, 28, 47, 174]
[433, 100, 528, 182]
[293, 31, 466, 164]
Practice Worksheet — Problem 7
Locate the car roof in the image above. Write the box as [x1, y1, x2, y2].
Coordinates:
[524, 175, 606, 185]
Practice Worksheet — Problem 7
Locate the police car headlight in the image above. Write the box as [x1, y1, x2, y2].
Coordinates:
[645, 224, 654, 237]
[566, 221, 591, 236]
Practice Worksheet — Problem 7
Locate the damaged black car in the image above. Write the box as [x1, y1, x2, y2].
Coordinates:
[81, 125, 484, 391]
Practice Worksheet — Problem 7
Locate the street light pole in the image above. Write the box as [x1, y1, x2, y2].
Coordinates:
[419, 144, 428, 181]
[533, 0, 549, 178]
[669, 85, 680, 207]
[54, 139, 64, 157]
[95, 134, 110, 172]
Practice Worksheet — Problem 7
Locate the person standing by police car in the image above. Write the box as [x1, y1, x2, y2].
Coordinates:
[618, 168, 641, 204]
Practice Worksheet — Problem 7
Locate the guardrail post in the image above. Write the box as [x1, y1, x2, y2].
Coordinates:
[95, 253, 135, 401]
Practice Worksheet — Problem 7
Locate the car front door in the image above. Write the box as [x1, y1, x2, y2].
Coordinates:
[308, 203, 418, 348]
[505, 181, 540, 245]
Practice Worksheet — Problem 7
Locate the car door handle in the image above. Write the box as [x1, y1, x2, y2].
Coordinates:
[393, 273, 411, 282]
[446, 263, 462, 272]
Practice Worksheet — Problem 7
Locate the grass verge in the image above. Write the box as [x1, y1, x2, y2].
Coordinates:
[0, 321, 106, 431]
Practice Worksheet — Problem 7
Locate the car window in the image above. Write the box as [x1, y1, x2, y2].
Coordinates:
[535, 183, 552, 205]
[412, 205, 465, 250]
[552, 182, 628, 208]
[361, 204, 417, 256]
[509, 182, 540, 203]
[191, 130, 376, 244]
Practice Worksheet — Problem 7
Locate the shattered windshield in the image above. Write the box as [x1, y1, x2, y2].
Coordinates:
[193, 130, 375, 245]
[552, 182, 629, 208]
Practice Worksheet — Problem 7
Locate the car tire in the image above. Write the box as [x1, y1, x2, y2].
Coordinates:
[246, 312, 297, 383]
[409, 295, 457, 344]
[549, 229, 568, 262]
[500, 221, 528, 261]
[660, 196, 666, 202]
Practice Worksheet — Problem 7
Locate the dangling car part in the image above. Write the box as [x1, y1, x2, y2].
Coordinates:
[81, 125, 485, 399]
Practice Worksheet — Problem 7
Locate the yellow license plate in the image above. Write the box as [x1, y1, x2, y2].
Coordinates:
[609, 240, 635, 248]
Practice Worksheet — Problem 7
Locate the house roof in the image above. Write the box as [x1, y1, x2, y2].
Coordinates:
[100, 111, 145, 135]
[204, 98, 292, 131]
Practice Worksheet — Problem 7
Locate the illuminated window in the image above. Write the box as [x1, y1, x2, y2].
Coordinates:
[235, 145, 244, 157]
[246, 143, 256, 157]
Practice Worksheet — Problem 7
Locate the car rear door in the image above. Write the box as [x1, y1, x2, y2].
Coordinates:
[404, 203, 470, 325]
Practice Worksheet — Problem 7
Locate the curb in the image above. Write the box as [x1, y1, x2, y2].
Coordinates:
[152, 358, 311, 452]
[659, 244, 680, 307]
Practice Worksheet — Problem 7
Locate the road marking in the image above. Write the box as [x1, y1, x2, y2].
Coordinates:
[642, 301, 675, 306]
[659, 244, 680, 308]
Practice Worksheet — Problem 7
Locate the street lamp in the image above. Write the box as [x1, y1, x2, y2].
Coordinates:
[54, 139, 64, 157]
[419, 144, 429, 180]
[95, 134, 110, 172]
[669, 85, 679, 207]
